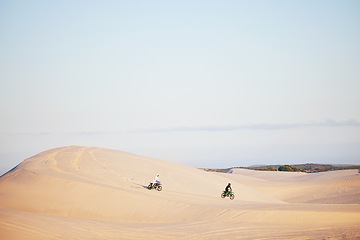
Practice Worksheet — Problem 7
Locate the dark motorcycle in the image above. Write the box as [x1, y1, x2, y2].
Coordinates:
[148, 181, 162, 191]
[221, 191, 235, 200]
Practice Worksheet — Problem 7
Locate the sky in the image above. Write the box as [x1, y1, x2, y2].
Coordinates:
[1, 0, 360, 175]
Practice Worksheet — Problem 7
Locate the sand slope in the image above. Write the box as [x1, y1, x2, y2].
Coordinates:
[227, 168, 360, 204]
[0, 146, 359, 239]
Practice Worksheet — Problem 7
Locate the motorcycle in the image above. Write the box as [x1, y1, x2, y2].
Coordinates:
[148, 181, 162, 191]
[221, 191, 235, 200]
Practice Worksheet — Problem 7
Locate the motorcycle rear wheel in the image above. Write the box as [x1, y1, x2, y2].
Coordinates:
[221, 192, 226, 198]
[229, 193, 235, 200]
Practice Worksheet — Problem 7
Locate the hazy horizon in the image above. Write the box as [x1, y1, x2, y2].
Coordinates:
[1, 1, 360, 175]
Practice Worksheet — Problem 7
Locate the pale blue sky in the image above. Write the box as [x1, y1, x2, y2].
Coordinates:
[1, 1, 360, 174]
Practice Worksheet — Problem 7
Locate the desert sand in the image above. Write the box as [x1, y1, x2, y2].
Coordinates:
[0, 146, 359, 239]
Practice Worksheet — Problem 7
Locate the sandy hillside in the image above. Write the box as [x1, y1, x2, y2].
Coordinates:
[227, 168, 360, 204]
[0, 146, 359, 240]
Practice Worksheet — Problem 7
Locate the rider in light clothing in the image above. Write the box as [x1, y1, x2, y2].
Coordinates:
[150, 174, 160, 188]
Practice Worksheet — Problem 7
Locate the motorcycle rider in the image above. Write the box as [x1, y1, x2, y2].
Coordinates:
[225, 183, 232, 195]
[150, 174, 160, 188]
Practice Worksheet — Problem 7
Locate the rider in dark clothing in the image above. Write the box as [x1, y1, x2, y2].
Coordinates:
[225, 183, 232, 193]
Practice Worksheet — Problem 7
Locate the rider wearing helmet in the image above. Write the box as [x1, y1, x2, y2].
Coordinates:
[225, 183, 232, 193]
[150, 174, 160, 188]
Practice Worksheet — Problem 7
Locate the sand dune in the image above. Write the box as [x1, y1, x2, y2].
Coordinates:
[227, 168, 360, 204]
[0, 146, 359, 239]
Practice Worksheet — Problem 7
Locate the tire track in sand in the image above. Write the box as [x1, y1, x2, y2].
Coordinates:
[49, 147, 73, 175]
[86, 149, 143, 188]
[71, 147, 86, 171]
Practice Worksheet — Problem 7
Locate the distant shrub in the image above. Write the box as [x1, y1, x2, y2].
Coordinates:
[278, 165, 302, 172]
[202, 164, 360, 174]
[258, 167, 276, 171]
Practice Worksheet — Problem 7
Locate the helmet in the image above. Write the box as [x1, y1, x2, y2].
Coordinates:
[228, 183, 231, 185]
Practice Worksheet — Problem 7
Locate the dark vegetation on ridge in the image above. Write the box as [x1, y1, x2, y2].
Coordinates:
[201, 164, 360, 173]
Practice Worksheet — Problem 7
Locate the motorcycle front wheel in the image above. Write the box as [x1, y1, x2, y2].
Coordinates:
[229, 193, 235, 200]
[157, 185, 162, 191]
